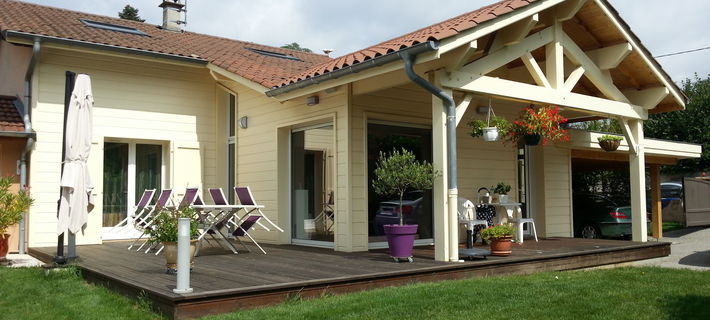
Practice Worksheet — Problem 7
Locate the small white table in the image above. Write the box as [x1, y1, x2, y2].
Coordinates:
[489, 202, 525, 243]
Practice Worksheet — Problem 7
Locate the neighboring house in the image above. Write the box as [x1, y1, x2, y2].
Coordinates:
[0, 0, 701, 261]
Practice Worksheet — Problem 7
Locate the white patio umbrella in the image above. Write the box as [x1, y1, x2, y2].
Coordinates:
[57, 74, 95, 235]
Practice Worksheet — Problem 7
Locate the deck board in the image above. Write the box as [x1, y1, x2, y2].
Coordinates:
[30, 238, 670, 319]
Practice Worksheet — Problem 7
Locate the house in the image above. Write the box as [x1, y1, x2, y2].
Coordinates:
[0, 0, 701, 261]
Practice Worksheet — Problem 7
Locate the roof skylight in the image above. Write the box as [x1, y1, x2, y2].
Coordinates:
[80, 19, 148, 36]
[247, 48, 302, 61]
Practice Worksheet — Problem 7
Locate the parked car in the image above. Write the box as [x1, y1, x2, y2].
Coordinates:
[646, 182, 683, 212]
[373, 190, 425, 235]
[573, 194, 650, 239]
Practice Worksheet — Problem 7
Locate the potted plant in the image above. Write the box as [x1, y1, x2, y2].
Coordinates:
[492, 182, 512, 203]
[372, 148, 438, 262]
[147, 207, 199, 274]
[598, 135, 623, 152]
[468, 116, 511, 142]
[505, 105, 569, 146]
[0, 176, 33, 261]
[480, 223, 515, 256]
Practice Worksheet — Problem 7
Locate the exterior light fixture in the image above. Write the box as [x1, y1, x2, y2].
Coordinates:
[476, 106, 489, 114]
[239, 116, 248, 129]
[306, 95, 319, 106]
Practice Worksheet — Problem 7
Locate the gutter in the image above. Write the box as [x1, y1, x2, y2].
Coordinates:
[16, 37, 40, 255]
[400, 44, 459, 262]
[265, 42, 437, 97]
[2, 30, 207, 66]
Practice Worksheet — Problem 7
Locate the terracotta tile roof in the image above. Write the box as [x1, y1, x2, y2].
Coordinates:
[0, 96, 24, 132]
[281, 0, 538, 87]
[0, 0, 332, 88]
[0, 0, 537, 90]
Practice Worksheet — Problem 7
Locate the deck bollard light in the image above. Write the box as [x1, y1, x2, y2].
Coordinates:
[173, 217, 193, 294]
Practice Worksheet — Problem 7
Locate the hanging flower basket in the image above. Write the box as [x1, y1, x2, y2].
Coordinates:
[505, 105, 569, 146]
[524, 134, 541, 146]
[598, 135, 623, 152]
[468, 98, 510, 142]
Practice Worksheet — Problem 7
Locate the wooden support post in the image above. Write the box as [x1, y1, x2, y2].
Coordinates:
[431, 72, 450, 262]
[628, 120, 648, 242]
[650, 165, 663, 239]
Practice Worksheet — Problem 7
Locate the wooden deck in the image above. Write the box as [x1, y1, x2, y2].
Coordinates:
[30, 238, 670, 319]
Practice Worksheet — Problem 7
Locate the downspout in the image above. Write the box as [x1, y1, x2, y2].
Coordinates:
[400, 44, 459, 262]
[18, 38, 40, 254]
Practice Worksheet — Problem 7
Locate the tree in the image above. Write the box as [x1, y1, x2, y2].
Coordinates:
[644, 74, 710, 174]
[118, 5, 145, 22]
[372, 149, 438, 226]
[280, 42, 312, 53]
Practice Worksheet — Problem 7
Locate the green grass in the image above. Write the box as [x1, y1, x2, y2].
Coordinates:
[204, 267, 710, 320]
[0, 266, 162, 320]
[1, 266, 709, 320]
[663, 222, 686, 233]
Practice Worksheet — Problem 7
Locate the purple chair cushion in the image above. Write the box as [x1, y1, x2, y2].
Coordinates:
[232, 216, 261, 237]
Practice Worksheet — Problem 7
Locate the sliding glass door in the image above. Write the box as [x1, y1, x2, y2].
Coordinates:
[291, 124, 335, 245]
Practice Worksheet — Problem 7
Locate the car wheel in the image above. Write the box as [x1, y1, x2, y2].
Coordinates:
[580, 225, 600, 239]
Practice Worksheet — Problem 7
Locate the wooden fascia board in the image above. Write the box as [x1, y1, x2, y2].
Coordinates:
[437, 0, 566, 55]
[442, 74, 648, 119]
[206, 64, 269, 94]
[593, 0, 686, 108]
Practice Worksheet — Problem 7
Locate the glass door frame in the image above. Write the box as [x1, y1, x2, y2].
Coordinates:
[101, 138, 167, 240]
[289, 122, 335, 249]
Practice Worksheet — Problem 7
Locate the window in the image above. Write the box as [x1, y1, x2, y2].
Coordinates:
[80, 19, 148, 36]
[247, 48, 302, 61]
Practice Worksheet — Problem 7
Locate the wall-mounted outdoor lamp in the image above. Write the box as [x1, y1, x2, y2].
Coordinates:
[239, 116, 248, 129]
[306, 95, 319, 106]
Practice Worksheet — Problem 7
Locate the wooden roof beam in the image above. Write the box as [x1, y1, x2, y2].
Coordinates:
[490, 14, 540, 52]
[624, 87, 669, 109]
[455, 93, 474, 127]
[445, 40, 479, 72]
[585, 43, 633, 70]
[522, 52, 551, 88]
[560, 31, 629, 103]
[542, 0, 588, 24]
[441, 74, 648, 119]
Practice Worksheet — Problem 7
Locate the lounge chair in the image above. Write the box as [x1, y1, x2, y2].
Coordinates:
[128, 189, 172, 250]
[234, 186, 285, 232]
[110, 189, 155, 233]
[313, 190, 335, 234]
[232, 215, 266, 254]
[191, 188, 242, 256]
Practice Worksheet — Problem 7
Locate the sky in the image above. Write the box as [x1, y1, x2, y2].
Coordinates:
[20, 0, 710, 84]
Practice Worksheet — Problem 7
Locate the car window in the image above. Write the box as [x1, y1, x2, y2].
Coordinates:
[402, 191, 423, 201]
[661, 185, 682, 198]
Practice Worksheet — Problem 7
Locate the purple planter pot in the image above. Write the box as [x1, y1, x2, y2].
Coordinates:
[384, 224, 418, 261]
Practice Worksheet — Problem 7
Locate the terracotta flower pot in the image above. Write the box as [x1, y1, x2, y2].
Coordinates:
[599, 139, 621, 152]
[0, 234, 10, 260]
[489, 236, 513, 256]
[162, 240, 198, 274]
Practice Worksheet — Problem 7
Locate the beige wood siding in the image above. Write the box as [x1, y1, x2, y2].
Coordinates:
[28, 48, 217, 247]
[217, 81, 348, 246]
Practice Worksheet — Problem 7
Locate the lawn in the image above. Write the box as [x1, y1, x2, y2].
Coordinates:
[1, 266, 709, 320]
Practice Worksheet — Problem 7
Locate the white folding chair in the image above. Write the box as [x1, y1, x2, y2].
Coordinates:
[129, 189, 172, 250]
[110, 189, 155, 233]
[234, 186, 284, 233]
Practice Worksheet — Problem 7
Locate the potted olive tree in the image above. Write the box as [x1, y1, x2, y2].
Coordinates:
[0, 176, 33, 261]
[372, 149, 438, 262]
[147, 207, 199, 274]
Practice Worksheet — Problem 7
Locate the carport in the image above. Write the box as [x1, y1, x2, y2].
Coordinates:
[569, 129, 702, 238]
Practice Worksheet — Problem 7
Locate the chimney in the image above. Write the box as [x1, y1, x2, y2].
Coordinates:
[159, 0, 185, 32]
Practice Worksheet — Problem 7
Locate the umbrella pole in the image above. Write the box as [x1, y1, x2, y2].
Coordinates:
[54, 71, 76, 264]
